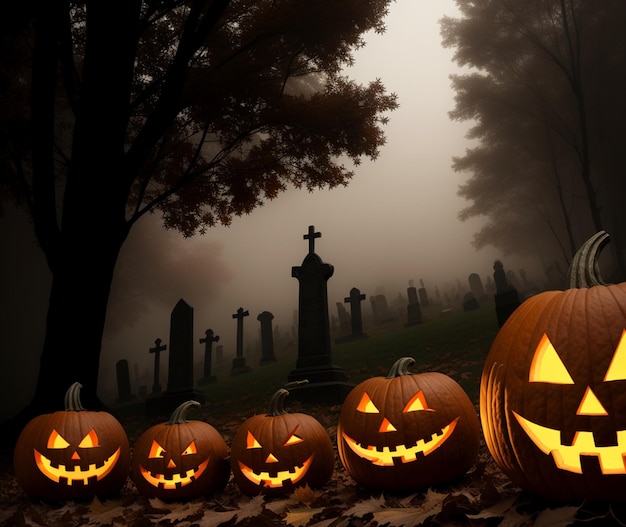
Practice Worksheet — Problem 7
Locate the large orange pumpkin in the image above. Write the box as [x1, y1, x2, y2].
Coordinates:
[337, 357, 480, 491]
[13, 382, 131, 500]
[230, 384, 334, 496]
[481, 231, 626, 501]
[131, 400, 229, 500]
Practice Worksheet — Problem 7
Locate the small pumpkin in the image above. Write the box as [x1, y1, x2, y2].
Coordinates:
[230, 383, 334, 495]
[337, 357, 480, 491]
[13, 382, 131, 500]
[481, 231, 626, 501]
[131, 400, 229, 500]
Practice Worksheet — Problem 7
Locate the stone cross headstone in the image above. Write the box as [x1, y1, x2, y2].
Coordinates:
[493, 260, 521, 327]
[405, 281, 423, 327]
[115, 359, 134, 403]
[198, 329, 219, 384]
[337, 287, 368, 342]
[149, 338, 166, 395]
[231, 307, 251, 374]
[146, 298, 205, 418]
[288, 225, 352, 403]
[257, 311, 277, 365]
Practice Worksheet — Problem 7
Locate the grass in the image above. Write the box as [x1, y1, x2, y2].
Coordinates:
[112, 303, 500, 425]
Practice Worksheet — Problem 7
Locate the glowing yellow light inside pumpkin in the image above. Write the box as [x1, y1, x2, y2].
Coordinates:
[378, 418, 397, 433]
[182, 441, 197, 455]
[356, 393, 379, 413]
[247, 431, 262, 449]
[529, 333, 574, 384]
[284, 427, 303, 446]
[47, 430, 70, 449]
[403, 390, 432, 412]
[149, 440, 166, 458]
[78, 429, 100, 448]
[604, 329, 626, 381]
[576, 386, 608, 416]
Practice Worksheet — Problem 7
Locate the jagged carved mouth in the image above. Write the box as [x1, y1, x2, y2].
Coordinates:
[341, 417, 458, 466]
[34, 448, 121, 485]
[139, 458, 210, 489]
[238, 454, 314, 488]
[513, 412, 626, 475]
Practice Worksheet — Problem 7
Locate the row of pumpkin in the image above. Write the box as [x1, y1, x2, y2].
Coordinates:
[13, 231, 626, 503]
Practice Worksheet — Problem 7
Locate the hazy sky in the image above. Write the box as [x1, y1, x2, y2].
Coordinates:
[1, 1, 537, 417]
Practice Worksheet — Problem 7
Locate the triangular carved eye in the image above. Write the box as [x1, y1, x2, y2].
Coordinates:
[149, 440, 166, 458]
[246, 431, 262, 449]
[78, 429, 100, 448]
[356, 393, 379, 413]
[403, 390, 432, 412]
[529, 333, 574, 384]
[182, 441, 197, 455]
[284, 426, 303, 446]
[47, 430, 70, 449]
[604, 329, 626, 381]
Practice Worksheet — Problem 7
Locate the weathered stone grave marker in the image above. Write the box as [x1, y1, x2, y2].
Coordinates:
[493, 260, 521, 327]
[115, 359, 135, 403]
[149, 337, 166, 395]
[287, 225, 352, 403]
[231, 307, 251, 374]
[405, 280, 423, 327]
[146, 298, 205, 418]
[337, 287, 368, 342]
[198, 328, 219, 384]
[257, 311, 277, 365]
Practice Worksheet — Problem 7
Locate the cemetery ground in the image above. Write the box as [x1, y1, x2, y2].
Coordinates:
[1, 306, 624, 526]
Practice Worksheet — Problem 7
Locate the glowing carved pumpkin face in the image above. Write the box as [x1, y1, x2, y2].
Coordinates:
[131, 401, 229, 500]
[230, 388, 334, 495]
[480, 231, 626, 502]
[513, 330, 626, 476]
[337, 358, 480, 491]
[13, 383, 131, 500]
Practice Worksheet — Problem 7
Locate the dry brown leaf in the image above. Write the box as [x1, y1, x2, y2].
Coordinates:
[234, 494, 265, 523]
[283, 507, 325, 527]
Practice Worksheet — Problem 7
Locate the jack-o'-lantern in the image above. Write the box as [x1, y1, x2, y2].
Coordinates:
[230, 384, 334, 495]
[131, 400, 229, 500]
[337, 357, 480, 491]
[13, 382, 131, 500]
[481, 231, 626, 501]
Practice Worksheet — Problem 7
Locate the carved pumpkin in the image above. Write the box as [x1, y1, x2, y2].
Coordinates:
[13, 382, 131, 500]
[230, 384, 334, 495]
[131, 400, 229, 500]
[481, 231, 626, 501]
[337, 357, 480, 491]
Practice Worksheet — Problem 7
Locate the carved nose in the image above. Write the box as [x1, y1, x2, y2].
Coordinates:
[576, 386, 608, 416]
[379, 418, 397, 433]
[265, 453, 279, 463]
[71, 451, 80, 460]
[167, 459, 177, 468]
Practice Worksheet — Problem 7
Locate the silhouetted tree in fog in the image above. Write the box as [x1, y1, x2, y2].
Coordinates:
[0, 0, 397, 421]
[441, 0, 626, 278]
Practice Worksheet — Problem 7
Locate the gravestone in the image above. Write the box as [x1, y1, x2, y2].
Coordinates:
[468, 273, 485, 303]
[146, 298, 205, 418]
[337, 287, 368, 343]
[115, 359, 135, 403]
[148, 338, 166, 395]
[287, 226, 352, 403]
[198, 329, 219, 384]
[257, 311, 277, 365]
[493, 260, 521, 327]
[335, 302, 351, 338]
[418, 279, 430, 307]
[369, 295, 379, 324]
[231, 307, 252, 374]
[405, 281, 423, 327]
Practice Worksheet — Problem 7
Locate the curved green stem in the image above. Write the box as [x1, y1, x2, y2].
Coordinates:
[386, 357, 416, 378]
[567, 230, 610, 288]
[168, 400, 201, 424]
[64, 382, 86, 411]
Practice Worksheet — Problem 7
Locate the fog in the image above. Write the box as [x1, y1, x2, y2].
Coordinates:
[0, 0, 538, 419]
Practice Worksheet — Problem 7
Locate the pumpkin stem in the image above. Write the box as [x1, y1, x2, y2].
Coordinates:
[386, 357, 416, 378]
[168, 400, 201, 425]
[267, 381, 308, 416]
[567, 230, 610, 289]
[64, 382, 86, 411]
